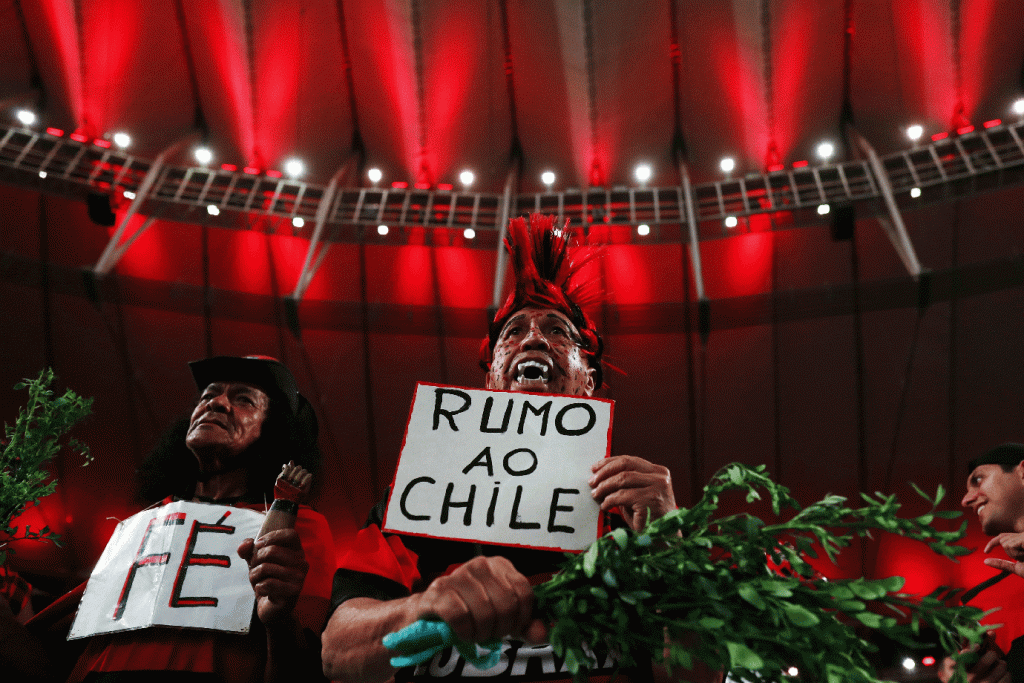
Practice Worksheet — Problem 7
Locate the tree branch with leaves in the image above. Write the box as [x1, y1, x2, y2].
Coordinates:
[536, 463, 989, 683]
[1, 368, 93, 565]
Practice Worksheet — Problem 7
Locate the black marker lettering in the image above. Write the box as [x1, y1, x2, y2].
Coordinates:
[400, 477, 435, 521]
[480, 397, 514, 433]
[502, 448, 538, 476]
[486, 482, 500, 527]
[433, 388, 471, 431]
[509, 485, 541, 530]
[462, 447, 494, 476]
[440, 483, 476, 526]
[547, 488, 579, 533]
[554, 403, 597, 436]
[170, 518, 234, 608]
[114, 512, 185, 620]
[517, 400, 552, 435]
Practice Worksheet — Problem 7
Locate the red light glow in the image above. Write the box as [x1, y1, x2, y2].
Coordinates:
[767, 164, 785, 172]
[792, 160, 808, 168]
[931, 132, 949, 141]
[46, 127, 64, 137]
[243, 166, 260, 175]
[437, 183, 453, 191]
[70, 133, 89, 142]
[984, 119, 1001, 128]
[265, 169, 283, 178]
[956, 125, 975, 135]
[93, 139, 111, 148]
[391, 181, 409, 189]
[221, 163, 238, 172]
[414, 182, 431, 190]
[922, 657, 936, 667]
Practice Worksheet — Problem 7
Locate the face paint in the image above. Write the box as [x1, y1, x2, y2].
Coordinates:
[485, 307, 595, 396]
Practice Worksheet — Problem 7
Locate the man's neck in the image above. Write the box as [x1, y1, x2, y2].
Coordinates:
[193, 466, 248, 501]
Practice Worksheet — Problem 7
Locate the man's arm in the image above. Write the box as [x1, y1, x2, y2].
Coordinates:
[322, 555, 545, 683]
[239, 528, 318, 682]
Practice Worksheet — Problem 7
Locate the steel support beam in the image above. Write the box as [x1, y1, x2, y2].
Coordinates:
[290, 155, 357, 301]
[850, 127, 923, 278]
[490, 159, 521, 311]
[678, 161, 707, 302]
[93, 132, 200, 275]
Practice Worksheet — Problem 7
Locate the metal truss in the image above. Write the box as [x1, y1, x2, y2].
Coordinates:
[1, 118, 1023, 287]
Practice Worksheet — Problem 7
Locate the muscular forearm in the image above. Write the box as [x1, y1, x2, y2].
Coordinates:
[322, 596, 423, 683]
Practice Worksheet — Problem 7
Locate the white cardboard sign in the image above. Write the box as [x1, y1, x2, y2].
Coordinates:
[383, 383, 614, 552]
[69, 500, 264, 639]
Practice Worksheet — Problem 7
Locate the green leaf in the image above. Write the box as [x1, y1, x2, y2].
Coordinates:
[726, 641, 764, 670]
[699, 617, 725, 629]
[737, 583, 766, 610]
[610, 527, 629, 550]
[783, 603, 820, 627]
[855, 612, 883, 628]
[582, 542, 599, 578]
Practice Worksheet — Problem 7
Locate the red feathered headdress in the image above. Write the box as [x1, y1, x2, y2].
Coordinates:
[479, 213, 604, 389]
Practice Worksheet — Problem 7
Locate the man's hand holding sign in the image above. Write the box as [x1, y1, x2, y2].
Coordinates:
[322, 215, 678, 683]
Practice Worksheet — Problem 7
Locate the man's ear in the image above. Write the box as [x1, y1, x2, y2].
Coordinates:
[582, 365, 596, 397]
[1015, 460, 1024, 484]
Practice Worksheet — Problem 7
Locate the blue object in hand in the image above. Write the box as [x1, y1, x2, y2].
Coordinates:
[383, 619, 503, 669]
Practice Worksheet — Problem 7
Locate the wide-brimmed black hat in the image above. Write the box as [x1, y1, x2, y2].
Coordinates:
[188, 355, 301, 415]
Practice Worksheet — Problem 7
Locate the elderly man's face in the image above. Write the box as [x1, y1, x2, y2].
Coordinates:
[485, 307, 595, 396]
[186, 381, 270, 463]
[962, 462, 1024, 535]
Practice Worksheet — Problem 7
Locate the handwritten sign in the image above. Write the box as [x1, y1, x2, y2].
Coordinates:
[69, 500, 264, 639]
[383, 383, 614, 552]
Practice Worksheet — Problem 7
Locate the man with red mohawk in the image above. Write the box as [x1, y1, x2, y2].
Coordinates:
[322, 215, 678, 683]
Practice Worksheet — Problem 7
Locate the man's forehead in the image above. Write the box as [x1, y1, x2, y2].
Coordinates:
[501, 308, 577, 332]
[201, 380, 268, 396]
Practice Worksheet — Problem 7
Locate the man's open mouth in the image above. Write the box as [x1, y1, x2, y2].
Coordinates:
[515, 360, 550, 384]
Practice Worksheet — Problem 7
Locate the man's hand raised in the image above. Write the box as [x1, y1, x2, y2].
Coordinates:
[589, 455, 676, 531]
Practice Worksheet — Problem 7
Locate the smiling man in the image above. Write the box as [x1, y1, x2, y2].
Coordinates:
[938, 444, 1024, 683]
[322, 214, 679, 683]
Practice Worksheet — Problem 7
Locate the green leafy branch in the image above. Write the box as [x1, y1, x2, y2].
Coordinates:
[1, 368, 93, 565]
[536, 462, 989, 683]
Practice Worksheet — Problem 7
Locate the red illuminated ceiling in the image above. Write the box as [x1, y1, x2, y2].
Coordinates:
[1, 0, 1021, 193]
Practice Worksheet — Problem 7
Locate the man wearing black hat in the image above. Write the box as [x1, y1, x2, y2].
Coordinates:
[938, 443, 1024, 683]
[28, 356, 335, 682]
[322, 216, 681, 683]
